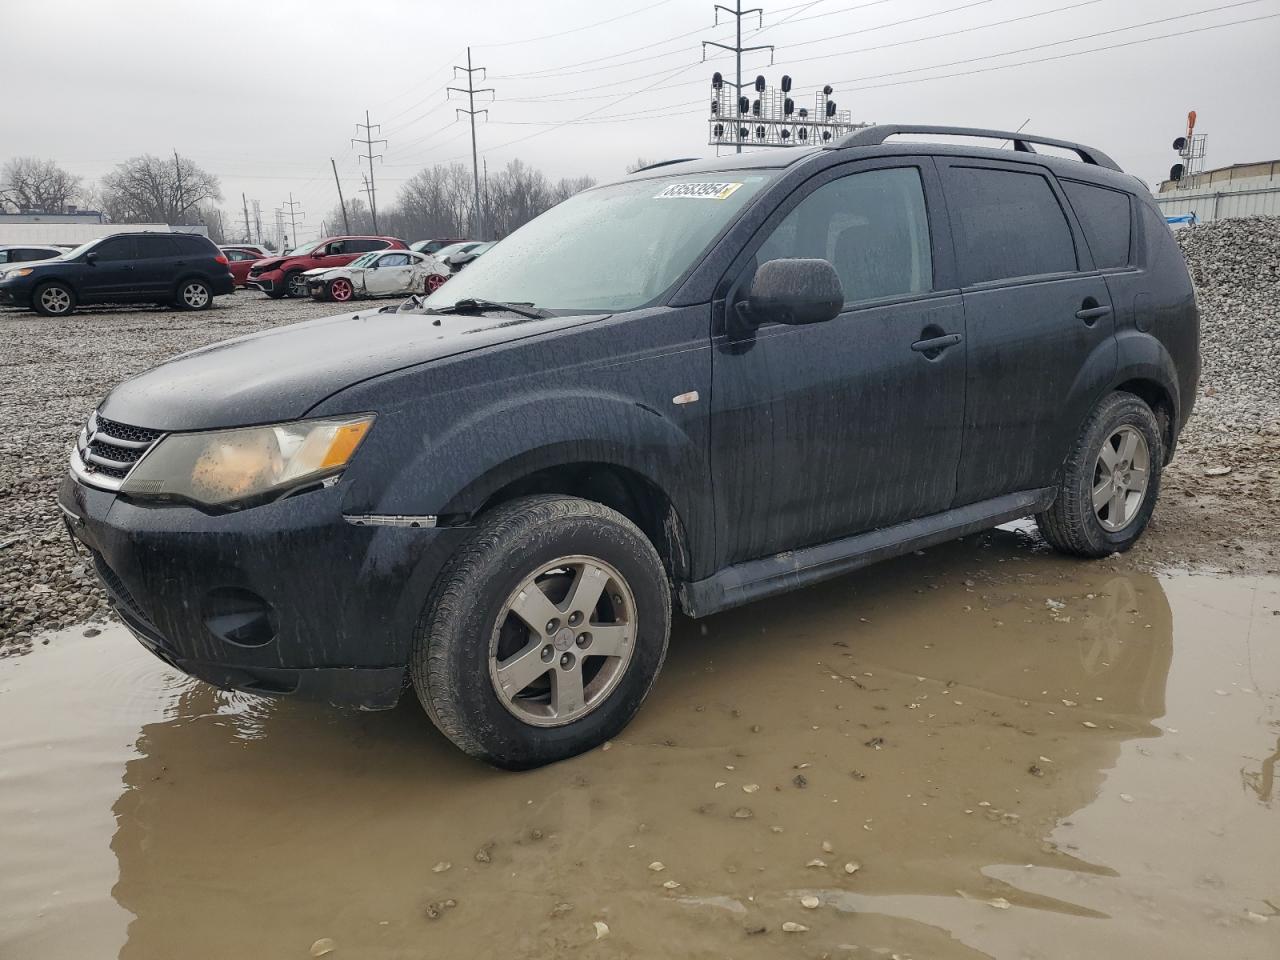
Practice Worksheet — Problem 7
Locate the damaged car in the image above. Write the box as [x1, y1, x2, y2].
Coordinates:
[305, 249, 450, 302]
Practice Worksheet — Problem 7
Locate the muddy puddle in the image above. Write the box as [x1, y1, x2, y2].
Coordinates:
[2, 529, 1277, 959]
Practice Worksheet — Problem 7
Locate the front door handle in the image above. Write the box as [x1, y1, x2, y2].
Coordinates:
[911, 332, 962, 356]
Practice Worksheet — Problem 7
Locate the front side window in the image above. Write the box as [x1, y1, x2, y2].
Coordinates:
[756, 166, 933, 305]
[93, 238, 135, 262]
[946, 166, 1077, 285]
[426, 172, 775, 312]
[1062, 179, 1131, 269]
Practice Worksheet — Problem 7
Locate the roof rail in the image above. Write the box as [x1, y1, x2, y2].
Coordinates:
[829, 124, 1122, 172]
[630, 157, 701, 173]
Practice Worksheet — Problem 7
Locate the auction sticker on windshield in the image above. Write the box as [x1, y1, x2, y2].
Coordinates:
[654, 182, 744, 200]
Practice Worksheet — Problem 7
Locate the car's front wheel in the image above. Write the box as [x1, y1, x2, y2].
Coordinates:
[1036, 391, 1164, 557]
[32, 281, 76, 317]
[328, 278, 354, 302]
[284, 270, 307, 298]
[411, 496, 671, 769]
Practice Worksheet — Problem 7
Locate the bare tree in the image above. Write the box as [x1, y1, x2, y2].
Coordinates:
[0, 157, 82, 212]
[99, 153, 222, 225]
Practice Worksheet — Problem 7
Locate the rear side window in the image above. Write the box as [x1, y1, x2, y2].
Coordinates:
[347, 239, 388, 253]
[177, 235, 215, 255]
[1062, 180, 1131, 269]
[946, 166, 1076, 285]
[378, 253, 410, 267]
[756, 166, 933, 304]
[137, 236, 181, 258]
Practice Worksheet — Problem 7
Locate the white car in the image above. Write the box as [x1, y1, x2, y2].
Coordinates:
[305, 249, 450, 303]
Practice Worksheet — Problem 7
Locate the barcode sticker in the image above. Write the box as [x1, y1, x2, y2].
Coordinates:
[653, 182, 744, 200]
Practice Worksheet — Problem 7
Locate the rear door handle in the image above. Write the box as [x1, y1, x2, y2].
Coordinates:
[911, 332, 962, 355]
[1075, 304, 1112, 323]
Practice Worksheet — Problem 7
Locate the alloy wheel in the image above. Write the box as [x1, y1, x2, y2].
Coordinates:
[40, 287, 71, 314]
[330, 278, 353, 302]
[287, 273, 307, 297]
[182, 282, 209, 309]
[1092, 425, 1151, 532]
[426, 273, 448, 293]
[488, 555, 637, 727]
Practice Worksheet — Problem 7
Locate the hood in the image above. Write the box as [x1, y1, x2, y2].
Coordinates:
[251, 257, 286, 271]
[98, 308, 601, 431]
[302, 266, 346, 278]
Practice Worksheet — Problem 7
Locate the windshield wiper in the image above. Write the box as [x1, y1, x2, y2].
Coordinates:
[430, 298, 552, 320]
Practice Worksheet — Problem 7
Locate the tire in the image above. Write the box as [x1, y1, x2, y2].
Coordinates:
[175, 277, 212, 311]
[425, 273, 448, 293]
[328, 277, 354, 302]
[32, 282, 76, 317]
[1036, 391, 1164, 558]
[264, 285, 287, 300]
[411, 495, 671, 769]
[284, 270, 307, 298]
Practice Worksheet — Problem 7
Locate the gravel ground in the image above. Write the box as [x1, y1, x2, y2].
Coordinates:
[2, 221, 1278, 653]
[0, 292, 349, 653]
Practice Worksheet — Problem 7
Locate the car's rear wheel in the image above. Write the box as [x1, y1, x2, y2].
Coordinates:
[425, 273, 448, 293]
[328, 278, 354, 302]
[32, 282, 76, 317]
[411, 495, 670, 769]
[176, 278, 212, 310]
[285, 270, 307, 298]
[1036, 391, 1164, 557]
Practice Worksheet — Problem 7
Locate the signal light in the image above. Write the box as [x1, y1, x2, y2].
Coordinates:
[738, 126, 749, 139]
[797, 128, 808, 141]
[1172, 136, 1187, 151]
[1169, 162, 1185, 182]
[780, 129, 790, 140]
[756, 125, 766, 139]
[826, 100, 836, 118]
[798, 107, 808, 118]
[823, 84, 833, 96]
[784, 97, 794, 115]
[712, 71, 723, 90]
[752, 99, 761, 116]
[755, 75, 766, 92]
[714, 123, 725, 137]
[781, 74, 792, 92]
[739, 95, 749, 114]
[821, 130, 832, 141]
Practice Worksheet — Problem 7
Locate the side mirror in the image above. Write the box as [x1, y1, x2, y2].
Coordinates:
[737, 258, 843, 330]
[85, 251, 99, 265]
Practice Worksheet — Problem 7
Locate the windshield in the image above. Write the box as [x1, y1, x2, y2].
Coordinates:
[61, 238, 104, 260]
[287, 240, 322, 257]
[423, 172, 774, 313]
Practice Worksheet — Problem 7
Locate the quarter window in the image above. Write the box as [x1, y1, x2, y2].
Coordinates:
[1062, 180, 1131, 269]
[946, 166, 1077, 285]
[756, 167, 933, 304]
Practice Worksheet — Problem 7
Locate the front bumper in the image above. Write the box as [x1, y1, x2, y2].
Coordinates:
[58, 474, 468, 709]
[246, 271, 281, 293]
[0, 279, 34, 306]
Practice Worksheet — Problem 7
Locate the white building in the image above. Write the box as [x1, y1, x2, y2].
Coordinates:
[1155, 159, 1280, 223]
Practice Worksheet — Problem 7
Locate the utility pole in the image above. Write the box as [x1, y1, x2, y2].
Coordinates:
[448, 47, 494, 238]
[242, 192, 253, 244]
[172, 148, 186, 221]
[283, 192, 305, 248]
[352, 111, 386, 234]
[252, 199, 263, 246]
[703, 2, 774, 154]
[330, 157, 351, 234]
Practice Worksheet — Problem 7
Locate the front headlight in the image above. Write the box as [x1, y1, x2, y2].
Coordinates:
[2, 267, 34, 279]
[120, 415, 373, 507]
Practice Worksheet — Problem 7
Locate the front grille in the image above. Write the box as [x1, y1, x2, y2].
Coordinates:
[74, 411, 162, 488]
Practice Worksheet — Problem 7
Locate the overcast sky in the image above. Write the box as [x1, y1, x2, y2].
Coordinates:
[4, 0, 1277, 242]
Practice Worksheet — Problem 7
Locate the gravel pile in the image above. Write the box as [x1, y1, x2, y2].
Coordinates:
[0, 294, 348, 654]
[1175, 215, 1280, 449]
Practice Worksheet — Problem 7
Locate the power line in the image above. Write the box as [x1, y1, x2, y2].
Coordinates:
[477, 0, 682, 47]
[352, 110, 387, 234]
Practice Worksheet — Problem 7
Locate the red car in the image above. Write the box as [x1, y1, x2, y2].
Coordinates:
[220, 247, 264, 287]
[246, 235, 407, 299]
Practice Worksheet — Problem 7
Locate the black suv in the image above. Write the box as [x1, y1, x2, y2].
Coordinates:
[0, 232, 234, 316]
[59, 126, 1199, 768]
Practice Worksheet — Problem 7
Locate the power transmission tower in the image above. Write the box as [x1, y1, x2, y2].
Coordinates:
[283, 192, 305, 248]
[352, 111, 386, 234]
[242, 193, 253, 243]
[448, 47, 494, 238]
[703, 2, 775, 154]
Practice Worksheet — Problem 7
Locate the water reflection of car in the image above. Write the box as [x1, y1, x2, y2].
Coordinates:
[444, 240, 496, 272]
[304, 250, 450, 302]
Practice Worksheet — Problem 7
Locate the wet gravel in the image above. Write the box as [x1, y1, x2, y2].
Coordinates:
[0, 293, 348, 654]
